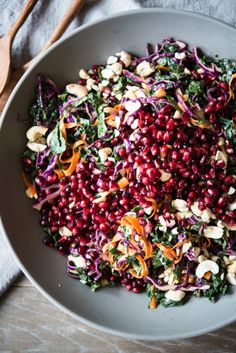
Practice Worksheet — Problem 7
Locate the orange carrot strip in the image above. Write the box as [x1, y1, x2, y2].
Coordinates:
[155, 242, 177, 261]
[54, 169, 64, 180]
[227, 73, 236, 102]
[117, 177, 129, 189]
[145, 198, 158, 218]
[157, 64, 168, 70]
[105, 116, 117, 127]
[22, 172, 37, 197]
[64, 122, 81, 129]
[121, 215, 144, 237]
[153, 87, 166, 98]
[129, 255, 149, 278]
[203, 271, 212, 280]
[189, 117, 213, 130]
[59, 140, 87, 176]
[149, 296, 157, 309]
[63, 151, 80, 177]
[105, 104, 122, 114]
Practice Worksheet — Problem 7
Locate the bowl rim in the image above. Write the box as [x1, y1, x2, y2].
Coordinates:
[1, 7, 236, 341]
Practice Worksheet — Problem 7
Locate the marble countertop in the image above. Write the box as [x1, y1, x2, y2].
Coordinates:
[0, 275, 236, 352]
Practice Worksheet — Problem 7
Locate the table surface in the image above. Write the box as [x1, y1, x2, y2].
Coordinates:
[0, 275, 235, 353]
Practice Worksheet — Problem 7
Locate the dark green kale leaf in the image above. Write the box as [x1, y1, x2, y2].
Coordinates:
[217, 58, 236, 81]
[219, 117, 236, 144]
[163, 43, 179, 53]
[156, 58, 186, 80]
[203, 274, 229, 302]
[146, 285, 184, 308]
[88, 92, 107, 138]
[50, 123, 66, 154]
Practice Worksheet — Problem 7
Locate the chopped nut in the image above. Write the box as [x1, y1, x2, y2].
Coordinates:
[201, 209, 211, 223]
[227, 261, 236, 274]
[172, 199, 188, 212]
[66, 83, 88, 98]
[27, 141, 47, 153]
[215, 150, 227, 167]
[131, 119, 139, 130]
[79, 69, 89, 79]
[101, 68, 115, 80]
[59, 226, 72, 237]
[26, 125, 48, 142]
[86, 78, 96, 91]
[120, 51, 132, 67]
[159, 169, 172, 182]
[203, 226, 224, 239]
[229, 201, 236, 211]
[184, 68, 191, 75]
[98, 147, 112, 162]
[182, 242, 192, 253]
[226, 273, 236, 285]
[190, 201, 202, 217]
[175, 52, 186, 60]
[228, 186, 236, 195]
[196, 260, 219, 278]
[107, 55, 118, 65]
[198, 255, 208, 263]
[165, 290, 185, 302]
[218, 137, 225, 146]
[124, 100, 141, 112]
[173, 110, 182, 119]
[136, 60, 154, 77]
[110, 62, 123, 76]
[68, 255, 86, 268]
[176, 211, 193, 219]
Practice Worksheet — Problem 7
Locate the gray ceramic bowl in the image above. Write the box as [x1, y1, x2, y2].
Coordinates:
[1, 9, 236, 340]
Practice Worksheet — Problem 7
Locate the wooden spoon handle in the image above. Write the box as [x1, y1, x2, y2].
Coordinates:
[0, 0, 86, 114]
[41, 0, 85, 51]
[8, 0, 38, 42]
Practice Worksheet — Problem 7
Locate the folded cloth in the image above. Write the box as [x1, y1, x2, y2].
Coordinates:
[1, 0, 236, 295]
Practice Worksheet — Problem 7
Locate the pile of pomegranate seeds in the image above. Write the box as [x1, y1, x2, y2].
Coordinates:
[22, 38, 236, 308]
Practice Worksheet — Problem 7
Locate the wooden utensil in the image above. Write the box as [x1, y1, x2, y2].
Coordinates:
[0, 0, 85, 113]
[0, 0, 38, 95]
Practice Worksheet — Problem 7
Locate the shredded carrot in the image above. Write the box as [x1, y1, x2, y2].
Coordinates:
[227, 73, 236, 102]
[129, 255, 149, 278]
[153, 87, 166, 98]
[203, 271, 212, 280]
[105, 104, 122, 114]
[64, 122, 81, 129]
[54, 169, 64, 180]
[145, 198, 158, 217]
[189, 117, 213, 130]
[173, 238, 188, 250]
[149, 296, 157, 309]
[121, 215, 144, 237]
[22, 172, 37, 198]
[117, 176, 129, 189]
[63, 151, 80, 177]
[59, 140, 87, 177]
[155, 242, 177, 261]
[157, 64, 169, 71]
[121, 215, 153, 259]
[105, 117, 116, 127]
